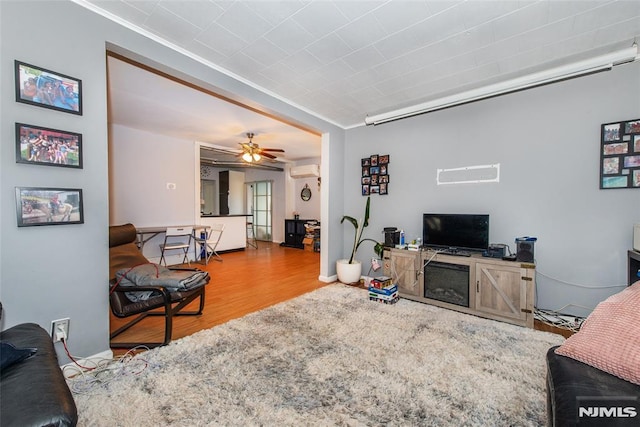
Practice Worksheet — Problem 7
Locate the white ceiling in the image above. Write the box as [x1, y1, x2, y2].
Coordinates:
[91, 0, 640, 159]
[107, 56, 321, 164]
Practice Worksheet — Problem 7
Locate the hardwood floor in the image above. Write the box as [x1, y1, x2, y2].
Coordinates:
[110, 244, 566, 351]
[110, 243, 326, 350]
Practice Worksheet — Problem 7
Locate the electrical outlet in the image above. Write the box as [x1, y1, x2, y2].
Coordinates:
[51, 318, 70, 342]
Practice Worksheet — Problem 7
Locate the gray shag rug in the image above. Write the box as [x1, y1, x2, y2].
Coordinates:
[72, 284, 564, 426]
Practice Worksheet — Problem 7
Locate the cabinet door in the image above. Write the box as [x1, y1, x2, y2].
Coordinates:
[475, 263, 528, 323]
[384, 250, 420, 296]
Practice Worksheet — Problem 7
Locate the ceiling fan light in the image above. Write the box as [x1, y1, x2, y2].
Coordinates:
[242, 152, 253, 162]
[253, 153, 261, 161]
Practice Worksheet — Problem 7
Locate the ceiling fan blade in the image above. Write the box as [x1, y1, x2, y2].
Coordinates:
[261, 152, 277, 159]
[261, 148, 285, 152]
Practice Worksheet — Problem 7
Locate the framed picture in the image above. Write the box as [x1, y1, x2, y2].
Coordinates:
[600, 118, 640, 189]
[15, 123, 82, 168]
[15, 187, 84, 227]
[15, 60, 82, 115]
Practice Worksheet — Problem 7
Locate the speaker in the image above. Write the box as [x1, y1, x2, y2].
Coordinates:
[516, 237, 537, 262]
[634, 224, 640, 252]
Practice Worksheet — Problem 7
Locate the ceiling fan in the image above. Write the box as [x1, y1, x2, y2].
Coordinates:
[238, 132, 284, 163]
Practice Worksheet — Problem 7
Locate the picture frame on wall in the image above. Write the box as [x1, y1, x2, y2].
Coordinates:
[600, 118, 640, 189]
[15, 187, 84, 227]
[15, 60, 82, 115]
[361, 153, 390, 195]
[15, 123, 82, 168]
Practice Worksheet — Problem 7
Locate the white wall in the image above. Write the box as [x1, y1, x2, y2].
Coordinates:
[345, 61, 640, 317]
[291, 157, 322, 221]
[110, 125, 195, 226]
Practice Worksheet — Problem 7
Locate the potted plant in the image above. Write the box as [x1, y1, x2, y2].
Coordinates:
[337, 196, 384, 284]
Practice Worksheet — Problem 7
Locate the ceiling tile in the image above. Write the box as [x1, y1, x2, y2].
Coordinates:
[517, 19, 576, 53]
[243, 0, 307, 26]
[216, 2, 273, 43]
[405, 6, 468, 45]
[335, 12, 388, 51]
[123, 0, 159, 15]
[371, 1, 434, 34]
[305, 33, 354, 65]
[332, 0, 385, 20]
[593, 17, 640, 47]
[492, 1, 550, 41]
[374, 29, 427, 61]
[240, 37, 289, 67]
[158, 0, 224, 29]
[195, 23, 248, 58]
[143, 5, 202, 46]
[263, 19, 316, 55]
[291, 1, 350, 39]
[280, 49, 324, 74]
[88, 0, 152, 25]
[341, 45, 386, 71]
[223, 52, 265, 77]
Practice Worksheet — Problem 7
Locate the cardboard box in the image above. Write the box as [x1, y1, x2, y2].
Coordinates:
[304, 243, 314, 252]
[302, 237, 314, 245]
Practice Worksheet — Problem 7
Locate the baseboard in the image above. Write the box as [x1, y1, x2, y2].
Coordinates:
[320, 274, 337, 283]
[60, 349, 114, 376]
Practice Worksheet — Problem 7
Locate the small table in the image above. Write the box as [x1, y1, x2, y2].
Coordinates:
[136, 225, 211, 262]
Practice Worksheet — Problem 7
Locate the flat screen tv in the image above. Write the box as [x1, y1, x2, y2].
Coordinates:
[422, 213, 489, 253]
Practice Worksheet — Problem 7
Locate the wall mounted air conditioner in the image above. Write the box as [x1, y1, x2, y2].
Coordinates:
[290, 164, 320, 178]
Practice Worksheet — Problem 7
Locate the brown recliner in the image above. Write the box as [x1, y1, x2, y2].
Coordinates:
[109, 223, 208, 348]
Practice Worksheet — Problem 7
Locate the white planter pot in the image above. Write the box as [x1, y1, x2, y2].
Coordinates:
[336, 259, 362, 284]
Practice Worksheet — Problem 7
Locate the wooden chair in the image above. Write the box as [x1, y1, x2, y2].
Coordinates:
[109, 223, 208, 348]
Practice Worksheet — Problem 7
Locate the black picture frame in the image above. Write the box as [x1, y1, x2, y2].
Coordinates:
[600, 118, 640, 189]
[15, 123, 82, 168]
[15, 187, 84, 227]
[15, 60, 82, 115]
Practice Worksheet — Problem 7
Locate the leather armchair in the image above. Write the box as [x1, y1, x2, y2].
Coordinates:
[109, 223, 209, 348]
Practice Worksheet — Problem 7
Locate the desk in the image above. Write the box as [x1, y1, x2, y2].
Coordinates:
[136, 225, 210, 262]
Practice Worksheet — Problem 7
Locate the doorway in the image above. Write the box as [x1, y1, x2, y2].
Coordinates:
[247, 181, 272, 241]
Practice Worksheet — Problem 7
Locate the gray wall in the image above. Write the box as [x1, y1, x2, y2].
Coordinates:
[0, 0, 344, 362]
[1, 2, 111, 360]
[345, 61, 640, 317]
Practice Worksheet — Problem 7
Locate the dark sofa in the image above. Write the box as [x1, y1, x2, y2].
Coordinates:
[546, 348, 640, 427]
[0, 322, 78, 427]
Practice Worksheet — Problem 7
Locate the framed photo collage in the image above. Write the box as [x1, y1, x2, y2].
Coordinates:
[600, 118, 640, 189]
[361, 154, 390, 196]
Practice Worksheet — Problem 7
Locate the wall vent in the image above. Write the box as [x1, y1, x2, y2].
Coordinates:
[437, 164, 500, 185]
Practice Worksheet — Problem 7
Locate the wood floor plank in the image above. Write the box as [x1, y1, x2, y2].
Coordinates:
[110, 243, 325, 349]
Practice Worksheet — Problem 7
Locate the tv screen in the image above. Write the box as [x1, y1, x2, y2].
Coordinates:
[423, 214, 489, 252]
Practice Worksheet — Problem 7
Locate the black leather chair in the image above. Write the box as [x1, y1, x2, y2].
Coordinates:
[109, 223, 209, 348]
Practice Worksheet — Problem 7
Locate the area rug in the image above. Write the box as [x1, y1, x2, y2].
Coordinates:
[71, 284, 564, 426]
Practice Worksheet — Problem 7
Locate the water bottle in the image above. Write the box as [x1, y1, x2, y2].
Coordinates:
[400, 230, 405, 246]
